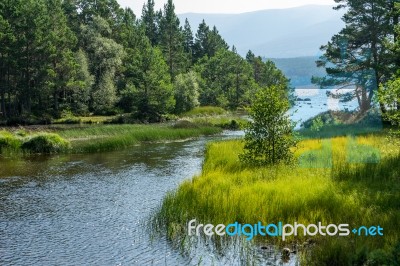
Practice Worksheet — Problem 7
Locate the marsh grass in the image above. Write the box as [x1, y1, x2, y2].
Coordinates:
[0, 130, 22, 156]
[57, 124, 222, 153]
[0, 131, 70, 156]
[154, 135, 400, 264]
[298, 124, 383, 139]
[182, 106, 227, 117]
[0, 124, 222, 155]
[21, 133, 71, 154]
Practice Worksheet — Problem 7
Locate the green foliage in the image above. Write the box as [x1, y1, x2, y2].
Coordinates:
[379, 76, 400, 133]
[68, 49, 94, 115]
[81, 16, 124, 114]
[21, 133, 70, 154]
[315, 0, 398, 113]
[0, 0, 291, 124]
[193, 20, 229, 62]
[311, 116, 324, 132]
[141, 0, 159, 46]
[247, 52, 294, 104]
[183, 18, 194, 60]
[173, 71, 200, 114]
[130, 45, 175, 122]
[195, 49, 256, 108]
[158, 0, 188, 79]
[240, 86, 297, 165]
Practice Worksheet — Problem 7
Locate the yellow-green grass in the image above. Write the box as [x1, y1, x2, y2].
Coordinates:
[59, 124, 222, 153]
[154, 135, 400, 264]
[0, 124, 222, 155]
[181, 106, 227, 117]
[0, 130, 70, 155]
[53, 115, 118, 124]
[188, 116, 248, 130]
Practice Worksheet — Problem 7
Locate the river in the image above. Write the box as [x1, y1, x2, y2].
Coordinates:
[0, 131, 298, 266]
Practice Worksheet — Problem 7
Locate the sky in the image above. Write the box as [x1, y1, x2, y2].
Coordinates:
[117, 0, 336, 15]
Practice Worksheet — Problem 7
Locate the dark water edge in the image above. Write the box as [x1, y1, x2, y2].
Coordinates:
[0, 131, 299, 265]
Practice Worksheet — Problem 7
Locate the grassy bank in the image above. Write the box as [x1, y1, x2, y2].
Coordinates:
[59, 123, 221, 153]
[154, 135, 400, 265]
[0, 123, 222, 156]
[180, 106, 248, 130]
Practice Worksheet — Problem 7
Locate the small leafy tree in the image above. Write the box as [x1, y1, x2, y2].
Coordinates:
[173, 71, 200, 114]
[240, 85, 297, 166]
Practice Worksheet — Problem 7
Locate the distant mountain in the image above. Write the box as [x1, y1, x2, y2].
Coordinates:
[269, 56, 327, 87]
[178, 5, 345, 58]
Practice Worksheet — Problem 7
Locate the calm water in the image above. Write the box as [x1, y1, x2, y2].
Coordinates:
[0, 131, 298, 266]
[291, 87, 358, 128]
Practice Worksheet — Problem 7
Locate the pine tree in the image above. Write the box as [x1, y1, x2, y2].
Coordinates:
[40, 0, 78, 115]
[159, 0, 187, 81]
[193, 20, 228, 62]
[315, 0, 397, 113]
[122, 27, 174, 121]
[141, 0, 159, 46]
[193, 20, 210, 61]
[183, 18, 194, 61]
[195, 49, 254, 108]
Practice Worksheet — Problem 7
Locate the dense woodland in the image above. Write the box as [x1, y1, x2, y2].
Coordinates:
[0, 0, 289, 123]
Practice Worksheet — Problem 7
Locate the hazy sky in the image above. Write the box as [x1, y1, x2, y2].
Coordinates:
[117, 0, 336, 15]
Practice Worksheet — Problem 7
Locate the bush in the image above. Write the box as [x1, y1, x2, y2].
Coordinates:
[21, 133, 70, 154]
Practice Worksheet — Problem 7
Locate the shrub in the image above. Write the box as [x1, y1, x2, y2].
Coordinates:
[311, 116, 324, 132]
[21, 133, 70, 154]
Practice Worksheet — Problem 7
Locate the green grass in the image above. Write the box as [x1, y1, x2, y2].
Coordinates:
[59, 124, 221, 153]
[153, 135, 400, 264]
[0, 130, 22, 155]
[53, 115, 118, 124]
[298, 124, 383, 139]
[189, 116, 248, 130]
[0, 131, 70, 156]
[179, 106, 248, 130]
[21, 133, 70, 153]
[181, 106, 227, 117]
[0, 123, 222, 156]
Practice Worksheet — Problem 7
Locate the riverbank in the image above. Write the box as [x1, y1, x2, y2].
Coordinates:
[0, 123, 223, 156]
[153, 134, 400, 265]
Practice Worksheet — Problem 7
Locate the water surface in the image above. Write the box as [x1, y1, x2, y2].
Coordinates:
[0, 131, 297, 265]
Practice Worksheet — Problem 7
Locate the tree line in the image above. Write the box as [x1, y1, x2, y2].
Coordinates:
[0, 0, 290, 123]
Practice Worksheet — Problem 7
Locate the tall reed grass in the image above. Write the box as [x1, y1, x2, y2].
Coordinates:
[154, 135, 400, 264]
[58, 124, 221, 153]
[0, 124, 222, 156]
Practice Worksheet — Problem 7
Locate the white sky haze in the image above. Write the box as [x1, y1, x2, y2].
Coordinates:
[118, 0, 336, 15]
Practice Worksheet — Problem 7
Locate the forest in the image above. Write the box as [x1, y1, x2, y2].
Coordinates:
[0, 0, 289, 124]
